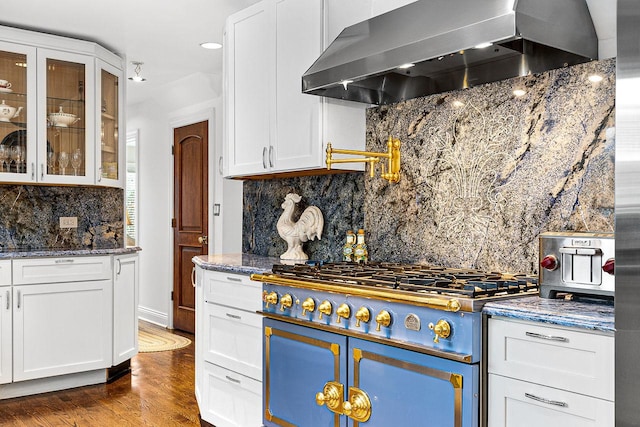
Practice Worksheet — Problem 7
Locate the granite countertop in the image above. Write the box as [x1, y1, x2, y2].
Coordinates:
[193, 253, 283, 275]
[0, 246, 142, 259]
[483, 295, 614, 333]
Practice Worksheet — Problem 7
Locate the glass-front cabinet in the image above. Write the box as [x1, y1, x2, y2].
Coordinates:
[0, 25, 124, 187]
[38, 49, 95, 185]
[0, 41, 36, 183]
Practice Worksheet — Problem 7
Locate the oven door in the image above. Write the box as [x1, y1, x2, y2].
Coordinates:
[264, 318, 348, 427]
[349, 337, 479, 427]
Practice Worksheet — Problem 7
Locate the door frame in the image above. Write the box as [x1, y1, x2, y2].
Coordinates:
[168, 101, 217, 329]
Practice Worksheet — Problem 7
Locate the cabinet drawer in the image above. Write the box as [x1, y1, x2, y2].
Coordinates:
[201, 361, 262, 427]
[488, 317, 614, 400]
[488, 374, 614, 427]
[0, 260, 10, 286]
[13, 256, 111, 285]
[204, 302, 262, 380]
[203, 271, 261, 312]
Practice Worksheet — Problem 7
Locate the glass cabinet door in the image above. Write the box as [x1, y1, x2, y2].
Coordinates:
[37, 49, 94, 185]
[96, 59, 123, 187]
[0, 42, 36, 183]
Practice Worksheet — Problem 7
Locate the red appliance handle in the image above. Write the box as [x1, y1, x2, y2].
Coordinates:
[602, 258, 615, 275]
[540, 255, 558, 271]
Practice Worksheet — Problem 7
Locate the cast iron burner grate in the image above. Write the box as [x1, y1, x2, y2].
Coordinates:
[271, 262, 538, 299]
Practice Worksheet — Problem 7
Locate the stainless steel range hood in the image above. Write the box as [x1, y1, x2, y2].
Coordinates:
[302, 0, 598, 105]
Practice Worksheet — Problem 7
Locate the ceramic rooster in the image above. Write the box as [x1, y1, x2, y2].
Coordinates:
[277, 193, 324, 260]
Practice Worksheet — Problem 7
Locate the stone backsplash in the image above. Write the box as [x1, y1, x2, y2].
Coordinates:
[243, 59, 615, 273]
[0, 185, 124, 250]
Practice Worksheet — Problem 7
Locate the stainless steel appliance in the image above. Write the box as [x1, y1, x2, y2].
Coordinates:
[539, 232, 615, 299]
[252, 262, 538, 427]
[302, 0, 597, 104]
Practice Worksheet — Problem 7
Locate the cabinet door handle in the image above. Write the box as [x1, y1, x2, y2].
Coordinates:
[218, 156, 223, 175]
[98, 167, 102, 182]
[16, 290, 21, 309]
[225, 313, 242, 320]
[262, 147, 268, 169]
[191, 267, 196, 288]
[525, 332, 568, 342]
[5, 290, 9, 311]
[225, 375, 241, 384]
[268, 145, 274, 167]
[524, 392, 568, 407]
[116, 258, 122, 275]
[226, 276, 242, 282]
[31, 162, 35, 180]
[41, 163, 44, 180]
[55, 259, 74, 264]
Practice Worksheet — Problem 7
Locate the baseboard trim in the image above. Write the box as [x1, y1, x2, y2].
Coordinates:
[138, 305, 168, 327]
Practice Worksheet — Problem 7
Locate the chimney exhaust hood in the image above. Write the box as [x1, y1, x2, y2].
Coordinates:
[302, 0, 598, 105]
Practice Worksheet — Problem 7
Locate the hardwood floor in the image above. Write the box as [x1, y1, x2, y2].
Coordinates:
[0, 325, 201, 426]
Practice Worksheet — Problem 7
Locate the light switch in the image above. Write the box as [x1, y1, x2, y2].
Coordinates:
[59, 217, 78, 228]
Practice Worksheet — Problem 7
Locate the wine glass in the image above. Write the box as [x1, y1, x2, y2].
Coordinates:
[58, 151, 69, 175]
[47, 150, 56, 174]
[10, 146, 22, 173]
[0, 145, 8, 172]
[71, 149, 82, 176]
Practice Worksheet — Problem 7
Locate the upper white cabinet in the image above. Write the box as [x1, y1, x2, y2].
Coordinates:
[224, 0, 367, 178]
[0, 26, 124, 187]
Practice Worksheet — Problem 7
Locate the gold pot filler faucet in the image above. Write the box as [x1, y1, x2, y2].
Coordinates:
[325, 136, 401, 183]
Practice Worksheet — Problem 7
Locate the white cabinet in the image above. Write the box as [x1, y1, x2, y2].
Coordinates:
[224, 0, 366, 178]
[0, 25, 125, 187]
[196, 268, 263, 427]
[112, 254, 138, 365]
[488, 317, 614, 427]
[0, 261, 11, 385]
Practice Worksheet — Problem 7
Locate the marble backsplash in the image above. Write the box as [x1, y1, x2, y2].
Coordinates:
[243, 58, 615, 274]
[242, 173, 365, 261]
[0, 185, 124, 250]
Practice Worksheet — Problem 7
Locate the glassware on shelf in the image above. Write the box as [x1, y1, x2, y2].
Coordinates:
[71, 148, 82, 176]
[47, 150, 56, 174]
[0, 145, 8, 172]
[10, 145, 22, 173]
[58, 151, 69, 175]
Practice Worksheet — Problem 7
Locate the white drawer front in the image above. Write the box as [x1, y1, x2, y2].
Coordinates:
[488, 317, 614, 400]
[204, 302, 262, 380]
[13, 256, 112, 285]
[201, 361, 262, 427]
[0, 260, 10, 286]
[489, 374, 614, 427]
[203, 271, 261, 312]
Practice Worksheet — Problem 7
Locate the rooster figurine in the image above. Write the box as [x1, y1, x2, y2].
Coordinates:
[277, 193, 324, 260]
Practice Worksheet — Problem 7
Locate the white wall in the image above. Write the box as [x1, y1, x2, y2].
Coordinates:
[127, 72, 243, 327]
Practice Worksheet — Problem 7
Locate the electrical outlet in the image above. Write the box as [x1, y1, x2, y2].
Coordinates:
[59, 217, 78, 229]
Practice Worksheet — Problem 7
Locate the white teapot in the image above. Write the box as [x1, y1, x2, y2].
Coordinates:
[0, 100, 22, 122]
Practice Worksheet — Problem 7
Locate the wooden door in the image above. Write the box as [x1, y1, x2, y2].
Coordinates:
[173, 121, 208, 333]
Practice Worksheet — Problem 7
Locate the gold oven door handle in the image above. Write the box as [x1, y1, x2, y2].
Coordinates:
[343, 387, 372, 423]
[315, 381, 344, 415]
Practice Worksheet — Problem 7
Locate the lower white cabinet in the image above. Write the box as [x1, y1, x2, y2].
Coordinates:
[0, 260, 11, 385]
[488, 317, 614, 427]
[195, 267, 263, 427]
[112, 254, 139, 365]
[13, 280, 112, 381]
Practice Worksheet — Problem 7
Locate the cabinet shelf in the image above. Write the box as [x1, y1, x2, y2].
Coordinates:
[101, 112, 116, 121]
[101, 145, 117, 154]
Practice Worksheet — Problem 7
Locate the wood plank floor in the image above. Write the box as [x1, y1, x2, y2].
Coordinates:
[0, 324, 201, 426]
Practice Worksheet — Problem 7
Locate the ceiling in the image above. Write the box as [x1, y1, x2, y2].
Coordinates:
[1, 0, 260, 106]
[1, 0, 615, 107]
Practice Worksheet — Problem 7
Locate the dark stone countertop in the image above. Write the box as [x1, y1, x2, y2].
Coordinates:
[483, 295, 614, 333]
[192, 253, 283, 276]
[0, 246, 141, 259]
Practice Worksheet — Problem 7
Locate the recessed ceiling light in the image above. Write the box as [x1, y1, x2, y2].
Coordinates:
[474, 42, 493, 49]
[513, 89, 526, 97]
[588, 74, 603, 83]
[200, 42, 222, 50]
[397, 63, 415, 69]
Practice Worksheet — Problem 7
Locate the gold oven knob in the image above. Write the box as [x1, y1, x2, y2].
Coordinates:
[355, 307, 370, 327]
[264, 291, 278, 308]
[428, 319, 451, 343]
[318, 300, 333, 320]
[315, 381, 344, 414]
[375, 310, 391, 331]
[301, 298, 315, 315]
[280, 294, 293, 311]
[336, 303, 351, 324]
